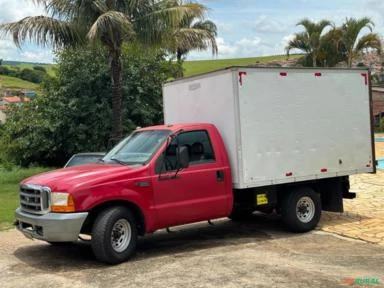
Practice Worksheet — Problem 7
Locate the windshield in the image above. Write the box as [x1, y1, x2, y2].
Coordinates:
[103, 130, 171, 165]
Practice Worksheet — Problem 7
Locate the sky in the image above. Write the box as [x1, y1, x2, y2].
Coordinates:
[0, 0, 383, 63]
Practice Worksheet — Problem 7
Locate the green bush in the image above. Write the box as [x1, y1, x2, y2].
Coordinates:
[0, 65, 47, 83]
[0, 45, 181, 166]
[377, 117, 384, 133]
[19, 68, 46, 83]
[33, 66, 47, 72]
[0, 66, 11, 75]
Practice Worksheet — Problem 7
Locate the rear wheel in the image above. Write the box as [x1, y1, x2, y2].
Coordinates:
[91, 206, 138, 264]
[280, 187, 321, 232]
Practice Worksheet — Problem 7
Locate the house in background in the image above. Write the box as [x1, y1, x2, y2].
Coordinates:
[0, 96, 30, 123]
[1, 96, 30, 105]
[22, 91, 37, 97]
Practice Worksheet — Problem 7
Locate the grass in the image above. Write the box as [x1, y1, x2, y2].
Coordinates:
[0, 75, 40, 90]
[0, 166, 51, 230]
[182, 54, 301, 77]
[3, 63, 56, 77]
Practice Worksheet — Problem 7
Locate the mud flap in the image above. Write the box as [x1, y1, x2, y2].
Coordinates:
[321, 177, 350, 213]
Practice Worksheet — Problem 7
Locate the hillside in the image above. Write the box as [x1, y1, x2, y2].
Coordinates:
[2, 56, 301, 80]
[0, 75, 39, 90]
[2, 61, 56, 76]
[183, 54, 301, 77]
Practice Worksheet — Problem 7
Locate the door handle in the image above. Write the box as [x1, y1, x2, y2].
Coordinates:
[216, 170, 224, 182]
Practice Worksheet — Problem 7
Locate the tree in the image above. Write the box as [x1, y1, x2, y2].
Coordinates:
[168, 11, 218, 62]
[0, 0, 207, 141]
[340, 17, 381, 67]
[286, 19, 332, 67]
[316, 28, 346, 67]
[0, 45, 181, 167]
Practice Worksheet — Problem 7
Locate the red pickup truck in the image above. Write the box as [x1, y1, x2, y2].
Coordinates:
[15, 68, 374, 264]
[16, 124, 236, 263]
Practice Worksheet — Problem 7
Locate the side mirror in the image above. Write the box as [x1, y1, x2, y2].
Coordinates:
[177, 146, 189, 169]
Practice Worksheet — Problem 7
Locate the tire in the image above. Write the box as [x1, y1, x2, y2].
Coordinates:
[91, 206, 138, 264]
[280, 187, 321, 232]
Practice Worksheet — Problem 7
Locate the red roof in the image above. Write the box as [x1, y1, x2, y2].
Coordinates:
[2, 96, 30, 103]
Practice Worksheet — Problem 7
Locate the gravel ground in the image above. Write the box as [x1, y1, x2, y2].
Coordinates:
[1, 215, 384, 288]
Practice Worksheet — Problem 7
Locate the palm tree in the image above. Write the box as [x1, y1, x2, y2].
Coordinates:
[0, 0, 207, 141]
[286, 18, 332, 67]
[340, 17, 381, 67]
[317, 28, 346, 67]
[169, 14, 218, 62]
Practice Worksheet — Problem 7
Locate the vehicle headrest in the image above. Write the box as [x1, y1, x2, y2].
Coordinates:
[191, 142, 204, 155]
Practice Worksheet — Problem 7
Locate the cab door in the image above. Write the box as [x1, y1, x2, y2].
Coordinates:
[152, 130, 229, 228]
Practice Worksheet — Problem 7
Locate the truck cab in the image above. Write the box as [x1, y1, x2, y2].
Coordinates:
[16, 124, 233, 264]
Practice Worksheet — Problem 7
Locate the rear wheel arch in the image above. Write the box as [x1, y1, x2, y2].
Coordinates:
[81, 200, 146, 236]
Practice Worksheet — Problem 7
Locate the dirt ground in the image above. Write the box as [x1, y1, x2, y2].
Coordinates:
[1, 216, 384, 288]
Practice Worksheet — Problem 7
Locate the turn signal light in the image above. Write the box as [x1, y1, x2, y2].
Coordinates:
[51, 193, 75, 212]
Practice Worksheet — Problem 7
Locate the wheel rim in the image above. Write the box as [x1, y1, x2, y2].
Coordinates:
[111, 219, 132, 253]
[296, 196, 315, 223]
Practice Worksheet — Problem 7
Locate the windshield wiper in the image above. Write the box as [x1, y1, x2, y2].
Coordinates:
[110, 157, 145, 166]
[110, 157, 130, 166]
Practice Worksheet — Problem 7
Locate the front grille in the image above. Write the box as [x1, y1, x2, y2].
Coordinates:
[20, 184, 50, 214]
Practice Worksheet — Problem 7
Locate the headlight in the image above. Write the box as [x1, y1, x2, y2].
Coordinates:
[51, 192, 75, 212]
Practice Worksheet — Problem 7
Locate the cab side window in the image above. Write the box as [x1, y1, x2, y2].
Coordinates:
[156, 130, 215, 173]
[177, 130, 215, 165]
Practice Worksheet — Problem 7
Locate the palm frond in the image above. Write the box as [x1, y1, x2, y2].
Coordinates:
[172, 27, 217, 55]
[192, 20, 217, 37]
[146, 2, 206, 29]
[0, 16, 81, 48]
[286, 32, 311, 55]
[354, 33, 382, 54]
[87, 11, 134, 44]
[342, 17, 375, 50]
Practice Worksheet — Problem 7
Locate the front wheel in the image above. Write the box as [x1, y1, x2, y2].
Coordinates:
[91, 206, 138, 264]
[280, 187, 321, 232]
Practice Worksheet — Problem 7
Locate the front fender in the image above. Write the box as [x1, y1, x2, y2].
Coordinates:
[73, 183, 156, 233]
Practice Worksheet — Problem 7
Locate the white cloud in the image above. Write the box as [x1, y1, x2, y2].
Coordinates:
[215, 21, 234, 34]
[0, 39, 14, 52]
[0, 0, 54, 63]
[216, 37, 237, 56]
[0, 0, 45, 22]
[280, 34, 296, 52]
[20, 50, 54, 63]
[188, 36, 281, 60]
[251, 15, 288, 34]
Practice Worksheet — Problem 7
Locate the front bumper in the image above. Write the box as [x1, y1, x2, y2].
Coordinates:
[15, 207, 88, 242]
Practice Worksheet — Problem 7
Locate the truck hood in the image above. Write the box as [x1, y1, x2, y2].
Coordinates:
[21, 164, 144, 192]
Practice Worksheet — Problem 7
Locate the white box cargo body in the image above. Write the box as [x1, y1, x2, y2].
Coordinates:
[163, 67, 375, 189]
